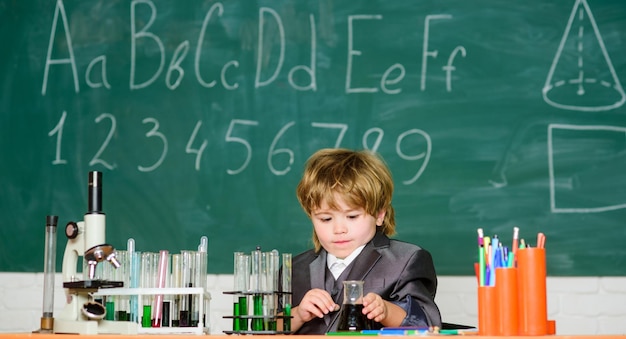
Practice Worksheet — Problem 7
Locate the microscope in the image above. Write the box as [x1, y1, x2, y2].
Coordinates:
[54, 171, 137, 334]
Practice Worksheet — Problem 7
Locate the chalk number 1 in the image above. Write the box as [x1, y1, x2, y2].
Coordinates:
[48, 110, 68, 165]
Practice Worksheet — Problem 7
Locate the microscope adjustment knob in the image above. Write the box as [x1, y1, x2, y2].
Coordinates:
[65, 221, 79, 239]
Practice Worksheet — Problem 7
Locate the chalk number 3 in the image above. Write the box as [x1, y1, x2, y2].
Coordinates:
[48, 111, 169, 173]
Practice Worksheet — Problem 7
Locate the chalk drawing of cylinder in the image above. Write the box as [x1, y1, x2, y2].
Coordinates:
[542, 0, 625, 112]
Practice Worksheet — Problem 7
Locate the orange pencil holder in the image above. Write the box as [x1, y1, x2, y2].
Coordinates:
[517, 247, 547, 335]
[495, 267, 519, 336]
[477, 286, 499, 335]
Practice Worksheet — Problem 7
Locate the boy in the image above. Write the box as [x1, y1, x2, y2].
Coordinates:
[289, 148, 442, 334]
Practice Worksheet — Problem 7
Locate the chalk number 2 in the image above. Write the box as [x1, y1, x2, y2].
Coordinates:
[48, 111, 169, 172]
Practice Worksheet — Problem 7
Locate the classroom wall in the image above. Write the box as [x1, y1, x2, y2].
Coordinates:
[1, 273, 625, 335]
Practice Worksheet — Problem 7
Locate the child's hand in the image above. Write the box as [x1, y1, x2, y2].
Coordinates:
[362, 292, 406, 327]
[362, 292, 388, 323]
[295, 288, 340, 323]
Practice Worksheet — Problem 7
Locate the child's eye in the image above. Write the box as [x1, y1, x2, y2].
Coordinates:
[347, 214, 359, 219]
[320, 217, 332, 222]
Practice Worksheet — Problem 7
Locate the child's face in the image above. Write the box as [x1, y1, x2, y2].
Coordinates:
[311, 193, 384, 259]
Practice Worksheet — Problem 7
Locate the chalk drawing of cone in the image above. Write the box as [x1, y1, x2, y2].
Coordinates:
[542, 0, 625, 112]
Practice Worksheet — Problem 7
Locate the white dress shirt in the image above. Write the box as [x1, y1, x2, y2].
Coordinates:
[326, 245, 366, 279]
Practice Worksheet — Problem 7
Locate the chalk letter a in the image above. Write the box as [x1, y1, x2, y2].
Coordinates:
[42, 0, 79, 95]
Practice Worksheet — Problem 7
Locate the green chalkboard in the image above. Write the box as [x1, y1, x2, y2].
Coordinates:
[1, 0, 625, 276]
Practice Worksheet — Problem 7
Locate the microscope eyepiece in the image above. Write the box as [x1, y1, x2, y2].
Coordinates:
[88, 171, 103, 213]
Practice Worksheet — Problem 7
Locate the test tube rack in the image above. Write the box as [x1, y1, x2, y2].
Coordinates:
[94, 286, 211, 335]
[222, 290, 293, 335]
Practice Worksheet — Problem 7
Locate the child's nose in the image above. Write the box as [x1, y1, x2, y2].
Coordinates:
[333, 220, 348, 234]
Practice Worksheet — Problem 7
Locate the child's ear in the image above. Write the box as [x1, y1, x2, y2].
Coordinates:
[376, 209, 386, 226]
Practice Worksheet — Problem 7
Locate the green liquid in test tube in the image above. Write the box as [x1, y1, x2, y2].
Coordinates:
[253, 295, 263, 331]
[283, 304, 291, 332]
[238, 296, 248, 331]
[105, 299, 115, 320]
[232, 301, 240, 331]
[142, 305, 152, 328]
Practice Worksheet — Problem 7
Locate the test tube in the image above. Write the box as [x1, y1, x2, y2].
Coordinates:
[198, 237, 208, 290]
[130, 254, 141, 323]
[197, 237, 208, 327]
[39, 215, 58, 332]
[128, 239, 139, 323]
[150, 252, 159, 325]
[250, 247, 263, 331]
[281, 253, 292, 332]
[192, 251, 201, 327]
[152, 250, 169, 327]
[232, 252, 242, 331]
[179, 250, 195, 327]
[171, 254, 182, 327]
[234, 253, 250, 331]
[163, 252, 173, 327]
[266, 250, 279, 331]
[140, 252, 155, 327]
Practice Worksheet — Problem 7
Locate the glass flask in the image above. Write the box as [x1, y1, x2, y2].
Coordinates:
[336, 280, 371, 331]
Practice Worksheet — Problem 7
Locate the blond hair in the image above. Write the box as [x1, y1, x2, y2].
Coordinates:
[296, 148, 396, 252]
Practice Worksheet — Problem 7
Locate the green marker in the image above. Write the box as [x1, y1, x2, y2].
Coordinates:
[438, 329, 478, 335]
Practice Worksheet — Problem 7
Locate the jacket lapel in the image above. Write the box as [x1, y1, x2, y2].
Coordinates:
[346, 247, 381, 282]
[309, 251, 327, 290]
[346, 231, 387, 281]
